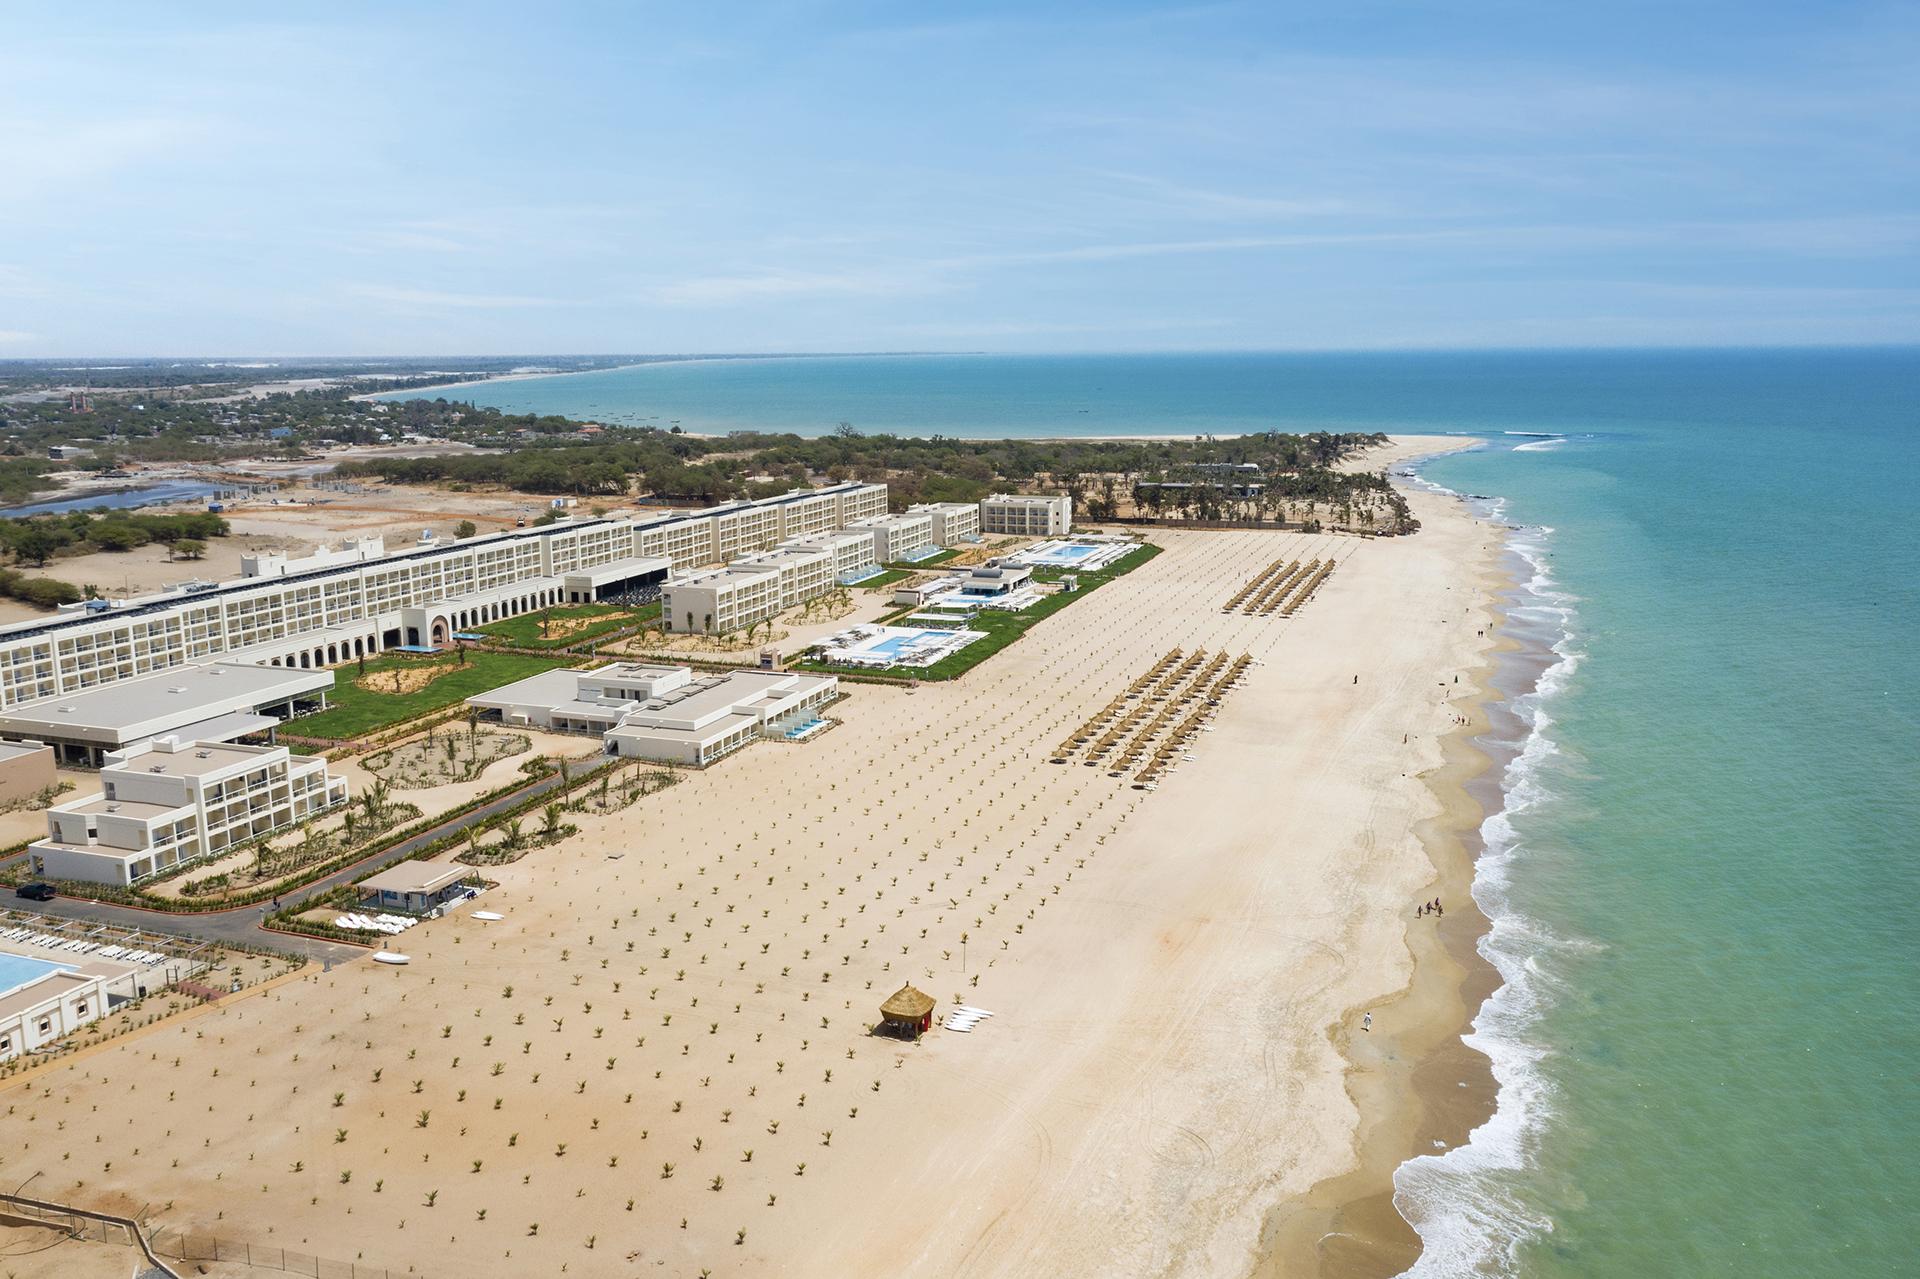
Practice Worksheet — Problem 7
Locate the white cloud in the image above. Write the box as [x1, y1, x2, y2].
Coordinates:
[648, 269, 942, 307]
[0, 329, 37, 345]
[345, 284, 570, 309]
[1089, 171, 1353, 220]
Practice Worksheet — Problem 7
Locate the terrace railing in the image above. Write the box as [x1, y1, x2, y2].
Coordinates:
[0, 1192, 177, 1277]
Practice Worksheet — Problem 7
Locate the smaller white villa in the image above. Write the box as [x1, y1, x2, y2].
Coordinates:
[980, 492, 1072, 537]
[892, 562, 1041, 614]
[468, 662, 839, 766]
[27, 737, 350, 886]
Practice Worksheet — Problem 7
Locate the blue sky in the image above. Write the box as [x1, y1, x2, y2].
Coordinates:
[2, 1, 1916, 355]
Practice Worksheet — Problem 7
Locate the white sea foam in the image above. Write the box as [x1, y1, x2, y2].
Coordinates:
[1510, 438, 1565, 452]
[1389, 455, 1581, 1278]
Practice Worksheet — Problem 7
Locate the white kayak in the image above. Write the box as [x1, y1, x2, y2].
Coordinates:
[372, 951, 410, 965]
[471, 911, 504, 921]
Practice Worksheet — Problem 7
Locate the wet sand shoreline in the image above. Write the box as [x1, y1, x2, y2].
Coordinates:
[1254, 484, 1545, 1279]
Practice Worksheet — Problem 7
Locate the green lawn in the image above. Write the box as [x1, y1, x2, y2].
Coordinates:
[292, 651, 569, 740]
[475, 601, 658, 649]
[858, 568, 913, 590]
[799, 543, 1158, 682]
[890, 548, 958, 568]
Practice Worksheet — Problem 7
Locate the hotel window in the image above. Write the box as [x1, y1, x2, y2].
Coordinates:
[37, 1018, 51, 1034]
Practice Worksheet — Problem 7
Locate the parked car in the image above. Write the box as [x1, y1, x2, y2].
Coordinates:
[15, 882, 57, 902]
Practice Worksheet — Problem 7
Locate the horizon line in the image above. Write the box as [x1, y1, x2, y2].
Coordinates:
[4, 342, 1919, 364]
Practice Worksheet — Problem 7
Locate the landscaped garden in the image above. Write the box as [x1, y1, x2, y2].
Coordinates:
[475, 601, 657, 650]
[171, 782, 422, 899]
[363, 725, 530, 789]
[291, 651, 567, 740]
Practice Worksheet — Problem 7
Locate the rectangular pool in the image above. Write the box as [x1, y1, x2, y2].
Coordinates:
[0, 952, 71, 997]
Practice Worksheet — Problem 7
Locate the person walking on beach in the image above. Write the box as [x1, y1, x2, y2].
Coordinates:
[1434, 898, 1443, 916]
[1362, 1013, 1372, 1033]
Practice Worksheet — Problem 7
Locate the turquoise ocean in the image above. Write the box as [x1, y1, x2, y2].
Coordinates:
[388, 350, 1919, 1276]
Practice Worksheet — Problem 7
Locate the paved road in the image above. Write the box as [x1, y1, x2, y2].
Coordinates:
[19, 752, 617, 965]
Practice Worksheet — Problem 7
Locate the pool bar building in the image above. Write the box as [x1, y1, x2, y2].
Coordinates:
[469, 662, 840, 766]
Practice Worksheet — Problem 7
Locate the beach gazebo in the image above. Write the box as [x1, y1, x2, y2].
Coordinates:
[878, 984, 936, 1039]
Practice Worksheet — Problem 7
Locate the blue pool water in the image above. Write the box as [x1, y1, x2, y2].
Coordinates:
[865, 635, 919, 659]
[0, 953, 71, 996]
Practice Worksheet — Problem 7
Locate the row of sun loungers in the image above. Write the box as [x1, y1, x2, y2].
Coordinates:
[1228, 553, 1305, 614]
[1279, 561, 1336, 615]
[1050, 648, 1253, 787]
[1221, 557, 1337, 616]
[332, 912, 420, 935]
[0, 926, 170, 964]
[942, 1005, 996, 1033]
[1223, 557, 1296, 612]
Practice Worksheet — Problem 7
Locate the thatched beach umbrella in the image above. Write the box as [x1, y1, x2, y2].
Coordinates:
[879, 983, 937, 1039]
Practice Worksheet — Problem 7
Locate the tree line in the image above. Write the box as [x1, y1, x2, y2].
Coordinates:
[0, 510, 229, 567]
[332, 418, 1388, 507]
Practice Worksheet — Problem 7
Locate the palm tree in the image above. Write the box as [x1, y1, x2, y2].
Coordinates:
[542, 803, 562, 840]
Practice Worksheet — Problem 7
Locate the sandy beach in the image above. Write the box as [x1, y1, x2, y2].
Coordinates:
[0, 436, 1504, 1278]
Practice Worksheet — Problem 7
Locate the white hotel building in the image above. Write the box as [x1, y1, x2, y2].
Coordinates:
[28, 736, 349, 886]
[980, 493, 1073, 538]
[662, 494, 997, 636]
[847, 511, 939, 565]
[909, 502, 983, 546]
[0, 483, 888, 758]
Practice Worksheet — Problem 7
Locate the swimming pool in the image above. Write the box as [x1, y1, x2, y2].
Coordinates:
[0, 952, 71, 997]
[1010, 540, 1138, 570]
[817, 623, 986, 669]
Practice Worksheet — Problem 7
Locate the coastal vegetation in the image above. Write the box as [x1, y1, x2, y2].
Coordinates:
[0, 567, 88, 608]
[332, 425, 1389, 509]
[0, 509, 229, 565]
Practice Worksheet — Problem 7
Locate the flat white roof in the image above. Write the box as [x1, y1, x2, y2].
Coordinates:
[465, 668, 585, 711]
[110, 739, 281, 781]
[358, 862, 469, 895]
[0, 662, 334, 746]
[561, 555, 672, 587]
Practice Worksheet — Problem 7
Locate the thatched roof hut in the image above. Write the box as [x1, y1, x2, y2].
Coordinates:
[878, 983, 936, 1039]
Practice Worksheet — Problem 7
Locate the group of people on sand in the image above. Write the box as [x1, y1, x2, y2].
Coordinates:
[1417, 897, 1443, 918]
